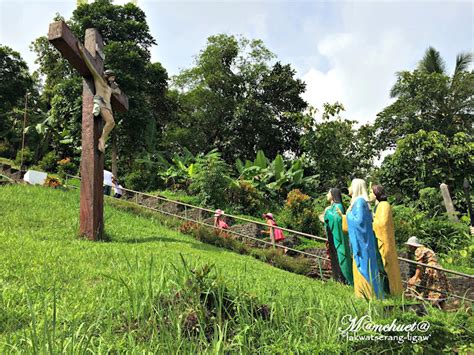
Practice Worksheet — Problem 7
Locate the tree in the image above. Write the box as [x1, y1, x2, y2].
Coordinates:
[376, 47, 473, 150]
[31, 0, 169, 182]
[0, 45, 42, 158]
[171, 34, 307, 162]
[417, 46, 446, 74]
[300, 103, 376, 192]
[416, 46, 472, 78]
[0, 46, 34, 111]
[378, 130, 473, 205]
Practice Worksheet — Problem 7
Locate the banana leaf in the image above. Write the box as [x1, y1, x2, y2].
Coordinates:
[254, 150, 268, 169]
[273, 154, 285, 180]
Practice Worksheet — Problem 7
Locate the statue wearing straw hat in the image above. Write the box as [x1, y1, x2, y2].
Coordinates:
[405, 236, 452, 309]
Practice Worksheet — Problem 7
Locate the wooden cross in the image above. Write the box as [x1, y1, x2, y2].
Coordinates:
[48, 21, 129, 240]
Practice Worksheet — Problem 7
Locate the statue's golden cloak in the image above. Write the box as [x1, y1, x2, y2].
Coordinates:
[372, 201, 404, 296]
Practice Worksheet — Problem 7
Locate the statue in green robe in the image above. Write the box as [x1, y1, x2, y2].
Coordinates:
[323, 188, 353, 285]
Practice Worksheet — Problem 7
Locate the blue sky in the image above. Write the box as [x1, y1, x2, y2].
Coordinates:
[1, 0, 473, 124]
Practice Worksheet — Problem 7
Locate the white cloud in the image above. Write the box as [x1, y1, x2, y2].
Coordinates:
[302, 29, 412, 125]
[300, 1, 473, 125]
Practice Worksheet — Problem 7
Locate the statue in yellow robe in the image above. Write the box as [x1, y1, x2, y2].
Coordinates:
[371, 185, 403, 296]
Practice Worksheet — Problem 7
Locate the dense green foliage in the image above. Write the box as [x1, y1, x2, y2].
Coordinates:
[278, 189, 323, 236]
[0, 45, 43, 161]
[300, 102, 376, 190]
[379, 130, 473, 204]
[171, 34, 307, 162]
[0, 3, 472, 284]
[376, 47, 473, 150]
[189, 150, 232, 207]
[3, 3, 472, 208]
[1, 185, 472, 352]
[28, 0, 169, 177]
[392, 204, 471, 255]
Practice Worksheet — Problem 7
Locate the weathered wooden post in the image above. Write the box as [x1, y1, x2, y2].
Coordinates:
[440, 183, 458, 222]
[48, 21, 129, 240]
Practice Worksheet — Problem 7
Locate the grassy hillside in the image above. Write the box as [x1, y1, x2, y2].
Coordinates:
[0, 185, 472, 353]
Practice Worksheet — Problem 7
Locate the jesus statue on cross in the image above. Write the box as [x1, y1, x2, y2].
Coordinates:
[77, 42, 121, 153]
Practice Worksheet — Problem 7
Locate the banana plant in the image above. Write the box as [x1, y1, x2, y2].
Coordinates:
[158, 149, 221, 189]
[235, 150, 309, 196]
[157, 147, 197, 188]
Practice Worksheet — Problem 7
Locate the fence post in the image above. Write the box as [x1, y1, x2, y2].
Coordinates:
[270, 227, 275, 248]
[135, 191, 138, 205]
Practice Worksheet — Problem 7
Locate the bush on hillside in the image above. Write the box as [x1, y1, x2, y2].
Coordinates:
[154, 261, 271, 342]
[189, 151, 232, 208]
[278, 189, 323, 236]
[14, 147, 34, 167]
[264, 249, 312, 275]
[0, 141, 13, 158]
[225, 180, 265, 215]
[416, 187, 444, 218]
[57, 157, 77, 177]
[179, 224, 314, 277]
[392, 204, 470, 255]
[38, 151, 58, 172]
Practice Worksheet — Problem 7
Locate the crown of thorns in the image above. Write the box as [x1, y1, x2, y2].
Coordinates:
[104, 69, 115, 77]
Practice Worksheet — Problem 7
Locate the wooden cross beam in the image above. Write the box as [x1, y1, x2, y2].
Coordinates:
[48, 21, 129, 112]
[48, 20, 129, 240]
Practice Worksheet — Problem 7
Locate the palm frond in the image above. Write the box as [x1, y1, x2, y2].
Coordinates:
[454, 52, 473, 77]
[389, 71, 403, 98]
[418, 46, 446, 74]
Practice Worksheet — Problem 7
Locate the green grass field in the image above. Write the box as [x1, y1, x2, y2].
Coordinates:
[0, 184, 472, 353]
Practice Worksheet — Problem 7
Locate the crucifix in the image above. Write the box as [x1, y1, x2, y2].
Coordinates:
[48, 20, 129, 240]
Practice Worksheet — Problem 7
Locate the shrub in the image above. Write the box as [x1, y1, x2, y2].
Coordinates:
[249, 248, 268, 261]
[38, 151, 58, 172]
[392, 205, 424, 247]
[441, 243, 474, 271]
[184, 225, 314, 277]
[417, 187, 444, 218]
[190, 151, 232, 208]
[57, 157, 77, 177]
[417, 217, 470, 255]
[192, 226, 250, 254]
[193, 225, 218, 243]
[44, 176, 62, 188]
[392, 204, 470, 255]
[179, 221, 200, 235]
[262, 248, 312, 276]
[278, 189, 323, 236]
[154, 261, 271, 342]
[0, 141, 13, 158]
[14, 147, 34, 167]
[124, 171, 149, 191]
[225, 180, 265, 215]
